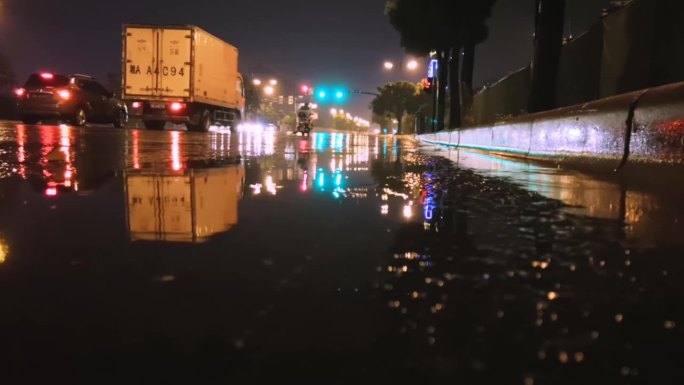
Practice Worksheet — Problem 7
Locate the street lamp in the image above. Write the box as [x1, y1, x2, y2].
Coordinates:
[253, 78, 262, 86]
[269, 79, 278, 86]
[330, 108, 338, 116]
[264, 85, 275, 96]
[383, 61, 395, 70]
[406, 59, 419, 71]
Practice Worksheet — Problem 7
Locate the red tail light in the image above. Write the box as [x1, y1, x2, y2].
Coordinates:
[40, 72, 55, 80]
[57, 90, 71, 100]
[132, 102, 142, 109]
[45, 187, 58, 197]
[170, 102, 185, 112]
[14, 88, 26, 98]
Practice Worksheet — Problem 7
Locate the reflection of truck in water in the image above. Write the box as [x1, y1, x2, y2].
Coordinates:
[125, 165, 245, 242]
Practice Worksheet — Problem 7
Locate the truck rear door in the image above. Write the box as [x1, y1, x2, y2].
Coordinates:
[158, 28, 192, 98]
[124, 27, 156, 97]
[124, 26, 192, 99]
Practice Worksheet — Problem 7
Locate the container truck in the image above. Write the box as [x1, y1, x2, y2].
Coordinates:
[122, 24, 245, 132]
[125, 165, 245, 242]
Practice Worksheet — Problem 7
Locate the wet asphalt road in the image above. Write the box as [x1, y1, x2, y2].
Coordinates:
[0, 121, 682, 384]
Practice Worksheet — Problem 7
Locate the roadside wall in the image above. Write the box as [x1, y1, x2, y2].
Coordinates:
[419, 81, 684, 170]
[471, 0, 684, 125]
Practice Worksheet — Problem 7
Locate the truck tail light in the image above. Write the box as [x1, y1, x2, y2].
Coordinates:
[131, 101, 142, 109]
[14, 88, 26, 98]
[170, 102, 185, 112]
[57, 89, 71, 100]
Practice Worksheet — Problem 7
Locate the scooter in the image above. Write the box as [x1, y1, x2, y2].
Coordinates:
[295, 110, 313, 135]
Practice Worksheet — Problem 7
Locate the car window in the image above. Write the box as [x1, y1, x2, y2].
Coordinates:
[76, 79, 90, 90]
[25, 74, 70, 88]
[78, 80, 109, 96]
[91, 81, 111, 96]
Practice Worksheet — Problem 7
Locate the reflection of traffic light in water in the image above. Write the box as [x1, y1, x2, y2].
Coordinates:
[313, 168, 346, 199]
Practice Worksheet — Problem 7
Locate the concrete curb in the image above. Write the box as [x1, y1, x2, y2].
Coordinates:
[417, 81, 684, 174]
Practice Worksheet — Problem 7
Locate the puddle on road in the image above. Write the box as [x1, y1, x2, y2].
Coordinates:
[424, 146, 684, 248]
[0, 123, 682, 383]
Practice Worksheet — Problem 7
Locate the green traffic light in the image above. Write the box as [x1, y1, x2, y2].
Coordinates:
[314, 86, 348, 104]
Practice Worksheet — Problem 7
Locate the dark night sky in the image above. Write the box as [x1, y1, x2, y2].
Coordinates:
[0, 0, 610, 117]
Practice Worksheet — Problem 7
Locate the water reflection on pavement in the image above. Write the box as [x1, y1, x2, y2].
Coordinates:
[0, 123, 682, 384]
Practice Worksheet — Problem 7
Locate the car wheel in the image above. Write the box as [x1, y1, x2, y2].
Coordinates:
[21, 116, 39, 125]
[70, 108, 87, 127]
[144, 120, 166, 131]
[187, 110, 211, 132]
[113, 109, 128, 128]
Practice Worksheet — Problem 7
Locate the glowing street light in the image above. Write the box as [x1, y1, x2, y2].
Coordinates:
[264, 85, 275, 96]
[384, 61, 395, 70]
[253, 78, 262, 86]
[269, 79, 278, 86]
[330, 108, 338, 115]
[407, 59, 419, 71]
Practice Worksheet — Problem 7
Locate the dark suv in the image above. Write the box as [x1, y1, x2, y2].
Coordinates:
[15, 72, 128, 127]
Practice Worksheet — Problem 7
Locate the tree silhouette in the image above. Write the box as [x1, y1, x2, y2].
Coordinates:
[370, 81, 426, 134]
[387, 0, 496, 130]
[528, 0, 566, 113]
[386, 0, 449, 131]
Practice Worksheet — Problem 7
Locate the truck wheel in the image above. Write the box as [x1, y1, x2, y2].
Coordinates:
[144, 120, 166, 130]
[188, 110, 211, 132]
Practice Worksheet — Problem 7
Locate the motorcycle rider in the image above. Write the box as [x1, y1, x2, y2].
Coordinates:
[296, 103, 314, 133]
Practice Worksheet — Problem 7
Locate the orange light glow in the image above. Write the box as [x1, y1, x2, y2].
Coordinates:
[57, 90, 71, 100]
[301, 172, 308, 192]
[17, 126, 27, 178]
[132, 130, 140, 169]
